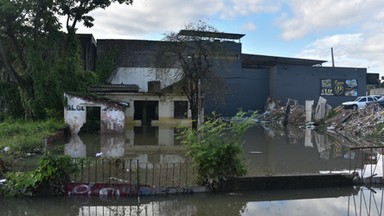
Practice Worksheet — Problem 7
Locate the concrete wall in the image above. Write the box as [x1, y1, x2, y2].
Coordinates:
[64, 93, 125, 134]
[221, 174, 353, 192]
[108, 67, 180, 92]
[269, 65, 367, 108]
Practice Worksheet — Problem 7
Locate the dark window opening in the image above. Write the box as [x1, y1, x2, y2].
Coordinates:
[174, 101, 188, 119]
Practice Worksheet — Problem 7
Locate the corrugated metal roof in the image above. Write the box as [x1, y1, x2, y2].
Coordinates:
[178, 30, 245, 40]
[90, 84, 140, 93]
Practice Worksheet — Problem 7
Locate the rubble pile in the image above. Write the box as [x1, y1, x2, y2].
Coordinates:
[263, 104, 306, 126]
[333, 104, 384, 138]
[262, 97, 384, 140]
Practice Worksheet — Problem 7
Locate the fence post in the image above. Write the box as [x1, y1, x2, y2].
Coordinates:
[136, 159, 139, 187]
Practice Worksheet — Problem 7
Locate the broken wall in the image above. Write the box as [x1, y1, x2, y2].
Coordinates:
[64, 93, 125, 134]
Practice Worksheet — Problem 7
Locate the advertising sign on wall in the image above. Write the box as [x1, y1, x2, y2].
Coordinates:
[320, 79, 358, 96]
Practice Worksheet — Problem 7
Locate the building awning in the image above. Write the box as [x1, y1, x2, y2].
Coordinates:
[178, 30, 245, 41]
[90, 84, 140, 93]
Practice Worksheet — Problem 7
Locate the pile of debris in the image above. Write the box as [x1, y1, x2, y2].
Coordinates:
[263, 105, 306, 126]
[262, 97, 384, 140]
[328, 103, 384, 138]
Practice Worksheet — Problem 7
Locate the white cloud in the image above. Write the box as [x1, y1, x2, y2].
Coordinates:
[297, 34, 363, 66]
[298, 31, 384, 74]
[242, 22, 257, 31]
[61, 0, 384, 74]
[278, 0, 384, 40]
[69, 0, 283, 39]
[220, 0, 281, 19]
[71, 0, 225, 39]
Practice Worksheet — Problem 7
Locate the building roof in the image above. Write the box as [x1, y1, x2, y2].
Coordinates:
[241, 54, 326, 68]
[178, 30, 245, 40]
[90, 84, 140, 93]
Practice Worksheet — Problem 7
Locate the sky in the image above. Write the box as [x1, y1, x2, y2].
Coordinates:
[68, 0, 384, 77]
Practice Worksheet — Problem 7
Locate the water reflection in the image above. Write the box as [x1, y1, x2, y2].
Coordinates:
[244, 125, 361, 176]
[65, 125, 364, 176]
[1, 186, 383, 216]
[65, 124, 186, 164]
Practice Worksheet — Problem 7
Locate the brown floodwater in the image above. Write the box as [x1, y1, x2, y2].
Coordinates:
[64, 125, 362, 176]
[4, 125, 383, 215]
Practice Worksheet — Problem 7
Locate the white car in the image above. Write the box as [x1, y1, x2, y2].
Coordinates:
[342, 95, 382, 109]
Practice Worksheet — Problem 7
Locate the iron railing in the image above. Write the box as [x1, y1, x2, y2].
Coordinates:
[349, 146, 384, 185]
[70, 158, 196, 188]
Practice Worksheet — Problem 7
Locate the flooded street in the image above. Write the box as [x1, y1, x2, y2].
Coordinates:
[64, 125, 361, 176]
[5, 125, 384, 215]
[1, 186, 383, 216]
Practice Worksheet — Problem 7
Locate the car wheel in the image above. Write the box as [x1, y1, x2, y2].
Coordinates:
[352, 105, 358, 110]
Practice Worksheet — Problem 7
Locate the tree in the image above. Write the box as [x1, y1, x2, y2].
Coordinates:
[0, 0, 63, 118]
[154, 21, 232, 129]
[57, 0, 133, 34]
[0, 0, 133, 119]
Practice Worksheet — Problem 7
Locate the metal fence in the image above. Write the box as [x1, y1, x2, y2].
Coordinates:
[349, 146, 384, 185]
[70, 158, 196, 188]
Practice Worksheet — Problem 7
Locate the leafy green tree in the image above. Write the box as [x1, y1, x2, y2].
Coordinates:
[58, 0, 133, 33]
[178, 111, 258, 191]
[0, 0, 133, 119]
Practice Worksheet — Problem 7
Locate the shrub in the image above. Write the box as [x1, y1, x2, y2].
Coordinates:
[178, 111, 258, 191]
[0, 155, 79, 196]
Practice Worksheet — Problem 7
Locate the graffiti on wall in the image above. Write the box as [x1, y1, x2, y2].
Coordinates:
[320, 79, 358, 96]
[66, 105, 85, 111]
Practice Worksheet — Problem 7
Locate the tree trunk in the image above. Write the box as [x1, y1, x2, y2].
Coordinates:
[191, 105, 198, 129]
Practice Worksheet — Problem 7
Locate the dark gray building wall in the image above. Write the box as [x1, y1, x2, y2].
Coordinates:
[78, 34, 97, 71]
[97, 39, 241, 68]
[205, 67, 269, 116]
[97, 39, 169, 67]
[269, 65, 367, 107]
[95, 38, 368, 115]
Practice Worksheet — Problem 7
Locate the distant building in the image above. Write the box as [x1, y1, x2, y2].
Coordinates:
[90, 31, 367, 119]
[78, 34, 97, 71]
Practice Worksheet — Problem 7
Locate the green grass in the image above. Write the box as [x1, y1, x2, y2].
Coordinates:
[0, 119, 67, 155]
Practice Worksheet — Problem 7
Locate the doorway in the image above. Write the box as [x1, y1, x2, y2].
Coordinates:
[80, 106, 101, 134]
[133, 101, 159, 145]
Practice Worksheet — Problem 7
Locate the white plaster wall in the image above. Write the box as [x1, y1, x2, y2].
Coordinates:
[108, 67, 181, 92]
[64, 93, 126, 134]
[64, 94, 87, 134]
[158, 97, 173, 119]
